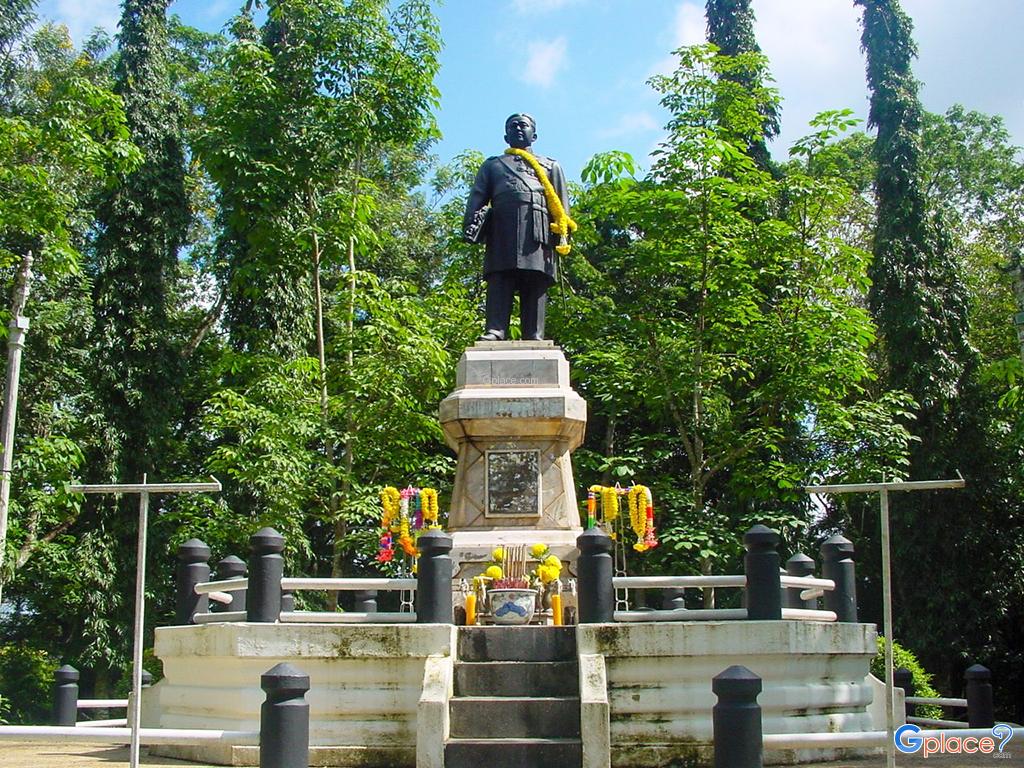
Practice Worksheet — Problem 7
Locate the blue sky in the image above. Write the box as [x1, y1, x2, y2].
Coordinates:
[37, 0, 1024, 183]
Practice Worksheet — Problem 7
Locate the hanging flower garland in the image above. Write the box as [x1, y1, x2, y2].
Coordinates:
[504, 148, 578, 255]
[628, 484, 658, 552]
[378, 485, 445, 563]
[421, 487, 440, 528]
[600, 485, 620, 522]
[377, 487, 401, 562]
[398, 487, 418, 557]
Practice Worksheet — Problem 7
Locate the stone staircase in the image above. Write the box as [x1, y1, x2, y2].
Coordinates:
[444, 626, 582, 768]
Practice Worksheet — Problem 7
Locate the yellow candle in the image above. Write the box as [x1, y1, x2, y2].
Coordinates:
[551, 594, 563, 626]
[465, 593, 477, 626]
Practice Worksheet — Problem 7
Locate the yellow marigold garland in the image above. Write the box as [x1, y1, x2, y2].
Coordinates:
[622, 487, 655, 552]
[504, 148, 578, 255]
[600, 485, 619, 522]
[380, 486, 400, 529]
[421, 487, 440, 527]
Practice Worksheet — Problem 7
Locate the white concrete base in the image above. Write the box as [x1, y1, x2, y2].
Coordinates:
[149, 619, 881, 767]
[576, 621, 880, 766]
[146, 623, 455, 767]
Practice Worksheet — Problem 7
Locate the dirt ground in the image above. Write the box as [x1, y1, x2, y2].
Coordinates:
[0, 741, 1021, 767]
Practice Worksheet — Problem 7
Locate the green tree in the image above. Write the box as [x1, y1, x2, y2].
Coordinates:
[91, 0, 189, 482]
[704, 0, 779, 172]
[854, 0, 1022, 712]
[198, 0, 443, 589]
[558, 47, 910, 597]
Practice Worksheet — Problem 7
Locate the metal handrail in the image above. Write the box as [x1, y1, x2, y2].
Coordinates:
[279, 577, 416, 591]
[613, 575, 745, 589]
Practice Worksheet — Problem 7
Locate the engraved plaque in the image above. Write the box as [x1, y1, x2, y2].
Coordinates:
[485, 449, 541, 517]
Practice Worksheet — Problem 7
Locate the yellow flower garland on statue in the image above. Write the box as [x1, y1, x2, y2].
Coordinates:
[628, 485, 649, 552]
[380, 486, 400, 529]
[504, 148, 578, 255]
[421, 487, 440, 527]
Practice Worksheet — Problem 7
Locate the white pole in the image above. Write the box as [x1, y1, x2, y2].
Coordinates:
[880, 487, 896, 768]
[129, 476, 149, 768]
[0, 252, 33, 608]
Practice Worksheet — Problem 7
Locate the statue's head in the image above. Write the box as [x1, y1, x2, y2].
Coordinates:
[504, 113, 537, 149]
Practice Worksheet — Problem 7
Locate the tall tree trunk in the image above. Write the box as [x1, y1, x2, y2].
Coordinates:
[329, 161, 361, 602]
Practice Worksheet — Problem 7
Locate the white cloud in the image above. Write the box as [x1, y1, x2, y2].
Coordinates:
[597, 111, 660, 139]
[651, 2, 705, 76]
[512, 0, 582, 13]
[521, 36, 568, 89]
[754, 0, 866, 152]
[39, 0, 120, 46]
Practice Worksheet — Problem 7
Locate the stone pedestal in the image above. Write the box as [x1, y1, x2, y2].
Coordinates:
[439, 341, 587, 571]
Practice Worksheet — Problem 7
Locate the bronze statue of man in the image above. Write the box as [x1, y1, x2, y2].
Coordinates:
[463, 113, 573, 341]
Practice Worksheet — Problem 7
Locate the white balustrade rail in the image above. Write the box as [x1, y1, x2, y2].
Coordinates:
[280, 577, 416, 592]
[0, 725, 258, 745]
[77, 699, 128, 709]
[193, 577, 248, 595]
[191, 576, 418, 624]
[905, 694, 972, 728]
[610, 574, 836, 622]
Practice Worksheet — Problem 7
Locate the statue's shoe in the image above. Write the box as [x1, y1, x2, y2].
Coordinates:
[478, 329, 505, 341]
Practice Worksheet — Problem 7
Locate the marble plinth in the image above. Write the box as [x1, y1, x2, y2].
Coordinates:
[439, 341, 587, 571]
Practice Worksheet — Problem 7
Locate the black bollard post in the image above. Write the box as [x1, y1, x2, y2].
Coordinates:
[52, 665, 79, 726]
[416, 529, 453, 623]
[713, 665, 763, 768]
[280, 591, 295, 613]
[353, 590, 378, 613]
[894, 667, 915, 721]
[965, 664, 995, 727]
[215, 555, 247, 613]
[248, 528, 285, 623]
[260, 663, 310, 768]
[176, 539, 211, 625]
[744, 525, 782, 620]
[576, 528, 615, 623]
[820, 534, 858, 622]
[785, 553, 816, 610]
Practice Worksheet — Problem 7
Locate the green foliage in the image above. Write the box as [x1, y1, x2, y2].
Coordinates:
[557, 47, 912, 579]
[704, 0, 779, 171]
[872, 637, 943, 720]
[0, 644, 57, 724]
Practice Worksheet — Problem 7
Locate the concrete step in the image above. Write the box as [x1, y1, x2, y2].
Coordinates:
[449, 696, 581, 739]
[444, 737, 582, 768]
[454, 660, 579, 697]
[457, 625, 577, 662]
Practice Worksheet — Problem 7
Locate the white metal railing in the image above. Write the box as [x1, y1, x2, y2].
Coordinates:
[610, 574, 836, 622]
[191, 576, 419, 624]
[908, 695, 968, 708]
[905, 694, 971, 729]
[613, 575, 746, 589]
[279, 611, 416, 624]
[75, 698, 130, 728]
[77, 699, 128, 709]
[0, 725, 259, 745]
[613, 607, 837, 623]
[280, 577, 416, 591]
[77, 718, 127, 727]
[193, 577, 248, 595]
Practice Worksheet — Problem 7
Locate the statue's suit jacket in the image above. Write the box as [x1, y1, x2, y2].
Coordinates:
[463, 151, 570, 283]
